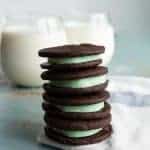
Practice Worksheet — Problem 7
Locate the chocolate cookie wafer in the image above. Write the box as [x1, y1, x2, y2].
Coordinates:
[39, 44, 104, 70]
[43, 90, 109, 105]
[42, 102, 111, 120]
[42, 66, 108, 95]
[44, 114, 111, 130]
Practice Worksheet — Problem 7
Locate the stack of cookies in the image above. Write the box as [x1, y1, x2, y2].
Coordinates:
[39, 44, 112, 146]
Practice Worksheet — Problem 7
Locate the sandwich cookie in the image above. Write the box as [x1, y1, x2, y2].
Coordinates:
[42, 102, 111, 120]
[44, 115, 111, 141]
[42, 91, 110, 119]
[42, 66, 108, 95]
[44, 125, 112, 145]
[39, 44, 105, 70]
[44, 115, 112, 145]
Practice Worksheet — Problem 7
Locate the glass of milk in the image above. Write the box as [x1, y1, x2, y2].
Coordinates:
[64, 13, 115, 66]
[1, 16, 67, 87]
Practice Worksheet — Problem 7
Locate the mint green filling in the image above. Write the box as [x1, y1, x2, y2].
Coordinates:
[56, 128, 102, 138]
[48, 54, 102, 64]
[57, 102, 104, 113]
[51, 75, 106, 88]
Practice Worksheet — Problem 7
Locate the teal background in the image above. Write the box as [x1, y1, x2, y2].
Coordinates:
[110, 32, 150, 77]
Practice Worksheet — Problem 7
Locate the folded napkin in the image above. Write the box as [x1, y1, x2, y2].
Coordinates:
[111, 103, 150, 150]
[38, 76, 150, 150]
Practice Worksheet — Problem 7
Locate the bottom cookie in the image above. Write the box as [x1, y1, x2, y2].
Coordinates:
[38, 129, 110, 150]
[44, 125, 112, 145]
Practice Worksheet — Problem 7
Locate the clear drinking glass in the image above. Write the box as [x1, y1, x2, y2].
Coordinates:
[63, 13, 115, 66]
[1, 15, 67, 87]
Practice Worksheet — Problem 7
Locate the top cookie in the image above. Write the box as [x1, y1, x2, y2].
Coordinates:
[39, 44, 105, 58]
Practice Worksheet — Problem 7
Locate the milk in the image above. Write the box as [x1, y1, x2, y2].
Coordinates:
[65, 21, 89, 44]
[65, 14, 115, 66]
[1, 25, 67, 87]
[89, 14, 115, 66]
[38, 17, 67, 47]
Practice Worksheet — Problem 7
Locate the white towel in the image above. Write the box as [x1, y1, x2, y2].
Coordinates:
[38, 76, 150, 150]
[111, 103, 150, 150]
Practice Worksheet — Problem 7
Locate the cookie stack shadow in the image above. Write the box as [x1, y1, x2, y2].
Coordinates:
[39, 44, 112, 145]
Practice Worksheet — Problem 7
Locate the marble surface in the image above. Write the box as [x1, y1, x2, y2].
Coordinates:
[0, 80, 47, 150]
